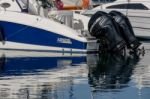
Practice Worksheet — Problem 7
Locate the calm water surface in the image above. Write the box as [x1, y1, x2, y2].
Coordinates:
[0, 43, 150, 99]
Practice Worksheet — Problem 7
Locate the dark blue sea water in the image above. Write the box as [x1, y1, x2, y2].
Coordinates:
[0, 43, 150, 99]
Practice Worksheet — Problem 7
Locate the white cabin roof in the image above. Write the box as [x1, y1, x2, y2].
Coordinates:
[93, 0, 150, 10]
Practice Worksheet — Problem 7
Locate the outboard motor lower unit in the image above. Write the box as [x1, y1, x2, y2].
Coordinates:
[88, 11, 126, 52]
[109, 11, 141, 50]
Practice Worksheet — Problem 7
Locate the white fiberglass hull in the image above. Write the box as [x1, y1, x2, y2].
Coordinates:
[0, 11, 99, 53]
[127, 10, 150, 40]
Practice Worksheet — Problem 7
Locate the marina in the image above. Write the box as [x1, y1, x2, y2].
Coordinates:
[0, 0, 143, 53]
[0, 0, 150, 99]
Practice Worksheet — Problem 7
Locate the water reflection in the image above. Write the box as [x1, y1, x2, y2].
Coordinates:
[0, 54, 5, 73]
[0, 51, 88, 99]
[0, 54, 86, 76]
[88, 53, 140, 92]
[0, 50, 149, 99]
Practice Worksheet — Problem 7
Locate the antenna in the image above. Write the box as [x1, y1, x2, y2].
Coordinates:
[126, 0, 130, 16]
[27, 0, 29, 12]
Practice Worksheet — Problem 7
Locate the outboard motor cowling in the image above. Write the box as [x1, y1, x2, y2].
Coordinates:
[109, 11, 141, 50]
[88, 11, 126, 52]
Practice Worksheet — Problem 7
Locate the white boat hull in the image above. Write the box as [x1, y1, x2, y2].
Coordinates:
[127, 10, 150, 40]
[0, 11, 99, 53]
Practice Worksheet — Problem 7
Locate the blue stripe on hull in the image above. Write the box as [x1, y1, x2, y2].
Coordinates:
[0, 21, 87, 50]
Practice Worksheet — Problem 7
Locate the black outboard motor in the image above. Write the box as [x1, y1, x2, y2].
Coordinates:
[88, 11, 126, 52]
[109, 11, 141, 50]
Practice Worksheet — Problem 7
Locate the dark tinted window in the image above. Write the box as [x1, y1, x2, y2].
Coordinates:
[106, 3, 149, 10]
[92, 0, 116, 2]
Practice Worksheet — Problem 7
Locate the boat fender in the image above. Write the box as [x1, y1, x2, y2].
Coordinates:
[109, 11, 141, 50]
[88, 11, 126, 52]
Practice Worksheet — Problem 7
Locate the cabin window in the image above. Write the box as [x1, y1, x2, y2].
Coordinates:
[106, 3, 149, 10]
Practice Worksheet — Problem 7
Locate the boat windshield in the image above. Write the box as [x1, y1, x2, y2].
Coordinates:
[48, 0, 55, 7]
[41, 0, 64, 10]
[40, 0, 55, 8]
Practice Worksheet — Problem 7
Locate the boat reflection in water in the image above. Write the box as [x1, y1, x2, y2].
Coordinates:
[0, 50, 147, 99]
[0, 51, 87, 76]
[0, 50, 88, 99]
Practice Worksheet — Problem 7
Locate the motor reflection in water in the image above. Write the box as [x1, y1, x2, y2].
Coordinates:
[88, 52, 141, 92]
